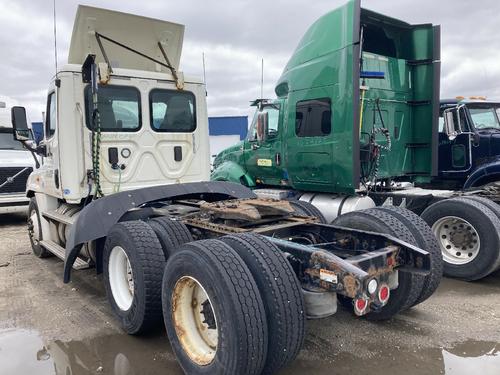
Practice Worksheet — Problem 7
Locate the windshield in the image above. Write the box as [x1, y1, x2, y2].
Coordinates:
[468, 105, 500, 130]
[0, 131, 24, 150]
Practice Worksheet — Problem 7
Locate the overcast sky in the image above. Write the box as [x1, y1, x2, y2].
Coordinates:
[0, 0, 499, 124]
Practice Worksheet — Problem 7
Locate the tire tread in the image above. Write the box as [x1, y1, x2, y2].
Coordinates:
[148, 216, 193, 258]
[104, 220, 165, 334]
[164, 240, 267, 375]
[221, 233, 305, 374]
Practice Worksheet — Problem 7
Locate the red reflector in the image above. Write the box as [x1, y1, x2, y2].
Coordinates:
[355, 298, 367, 312]
[379, 285, 390, 303]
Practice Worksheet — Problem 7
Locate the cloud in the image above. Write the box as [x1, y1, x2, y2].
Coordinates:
[0, 0, 498, 124]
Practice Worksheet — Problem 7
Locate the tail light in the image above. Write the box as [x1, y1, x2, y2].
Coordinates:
[378, 284, 390, 304]
[354, 298, 368, 315]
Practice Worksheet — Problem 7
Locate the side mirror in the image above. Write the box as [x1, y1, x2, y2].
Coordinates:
[443, 107, 464, 141]
[256, 112, 269, 142]
[11, 106, 31, 141]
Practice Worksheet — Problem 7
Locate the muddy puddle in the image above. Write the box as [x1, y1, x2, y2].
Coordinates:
[0, 328, 499, 375]
[280, 340, 500, 375]
[0, 329, 183, 375]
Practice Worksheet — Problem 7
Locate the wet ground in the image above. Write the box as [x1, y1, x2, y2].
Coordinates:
[1, 211, 500, 375]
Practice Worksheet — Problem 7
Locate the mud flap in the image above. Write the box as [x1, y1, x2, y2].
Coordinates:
[63, 181, 256, 282]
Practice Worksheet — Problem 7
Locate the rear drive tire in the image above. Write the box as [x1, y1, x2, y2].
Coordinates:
[27, 198, 51, 258]
[162, 239, 268, 375]
[147, 216, 193, 259]
[377, 206, 443, 306]
[103, 220, 165, 335]
[459, 196, 500, 271]
[290, 200, 327, 223]
[421, 197, 500, 280]
[221, 233, 305, 374]
[333, 208, 424, 320]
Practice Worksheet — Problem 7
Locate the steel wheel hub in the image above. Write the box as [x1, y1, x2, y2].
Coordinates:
[432, 216, 480, 265]
[172, 276, 218, 366]
[108, 246, 134, 311]
[28, 210, 40, 245]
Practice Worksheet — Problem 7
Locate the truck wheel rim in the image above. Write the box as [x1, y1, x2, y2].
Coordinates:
[109, 246, 134, 311]
[432, 216, 480, 265]
[172, 276, 218, 366]
[28, 209, 40, 244]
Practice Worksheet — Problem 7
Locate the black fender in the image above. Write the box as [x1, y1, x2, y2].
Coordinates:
[64, 181, 256, 282]
[464, 160, 500, 189]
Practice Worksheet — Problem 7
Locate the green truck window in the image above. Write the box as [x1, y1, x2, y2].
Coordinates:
[84, 85, 141, 132]
[295, 98, 332, 137]
[150, 89, 196, 133]
[248, 105, 280, 141]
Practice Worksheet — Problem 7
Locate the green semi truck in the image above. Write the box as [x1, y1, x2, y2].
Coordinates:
[212, 0, 500, 281]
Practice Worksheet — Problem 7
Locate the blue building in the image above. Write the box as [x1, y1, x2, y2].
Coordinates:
[31, 122, 44, 143]
[208, 116, 248, 160]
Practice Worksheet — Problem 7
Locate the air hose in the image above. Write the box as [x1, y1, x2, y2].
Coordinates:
[361, 98, 392, 186]
[91, 102, 103, 198]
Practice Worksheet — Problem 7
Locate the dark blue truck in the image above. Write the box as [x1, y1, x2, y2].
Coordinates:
[435, 97, 500, 193]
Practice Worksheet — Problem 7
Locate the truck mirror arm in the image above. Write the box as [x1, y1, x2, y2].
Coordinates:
[19, 139, 45, 168]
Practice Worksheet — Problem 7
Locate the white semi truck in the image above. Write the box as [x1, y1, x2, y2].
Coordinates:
[10, 6, 440, 375]
[0, 102, 36, 211]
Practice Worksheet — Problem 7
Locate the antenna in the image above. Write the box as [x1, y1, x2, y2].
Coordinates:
[202, 52, 207, 95]
[260, 58, 264, 99]
[53, 0, 58, 75]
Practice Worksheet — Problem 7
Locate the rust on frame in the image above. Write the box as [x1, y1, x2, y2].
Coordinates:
[200, 198, 296, 221]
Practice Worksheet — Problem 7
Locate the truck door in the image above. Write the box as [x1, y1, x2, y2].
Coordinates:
[244, 103, 284, 185]
[41, 89, 63, 198]
[438, 106, 472, 174]
[285, 92, 334, 191]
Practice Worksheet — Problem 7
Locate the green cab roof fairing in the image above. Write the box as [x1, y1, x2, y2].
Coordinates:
[274, 0, 440, 193]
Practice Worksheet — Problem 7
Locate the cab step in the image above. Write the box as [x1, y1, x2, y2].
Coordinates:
[42, 210, 75, 225]
[40, 240, 90, 270]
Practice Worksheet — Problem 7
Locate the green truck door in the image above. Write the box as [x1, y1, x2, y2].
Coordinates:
[285, 88, 336, 191]
[244, 104, 284, 185]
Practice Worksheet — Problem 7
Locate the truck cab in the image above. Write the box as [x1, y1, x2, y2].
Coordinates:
[213, 0, 441, 196]
[10, 5, 210, 265]
[437, 97, 500, 189]
[0, 103, 35, 210]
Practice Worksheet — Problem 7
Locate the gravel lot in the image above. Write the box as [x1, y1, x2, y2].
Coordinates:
[1, 211, 499, 375]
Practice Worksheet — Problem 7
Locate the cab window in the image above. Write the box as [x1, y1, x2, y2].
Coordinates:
[469, 107, 500, 130]
[295, 98, 332, 137]
[150, 89, 196, 132]
[45, 92, 56, 138]
[84, 85, 141, 132]
[248, 105, 280, 141]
